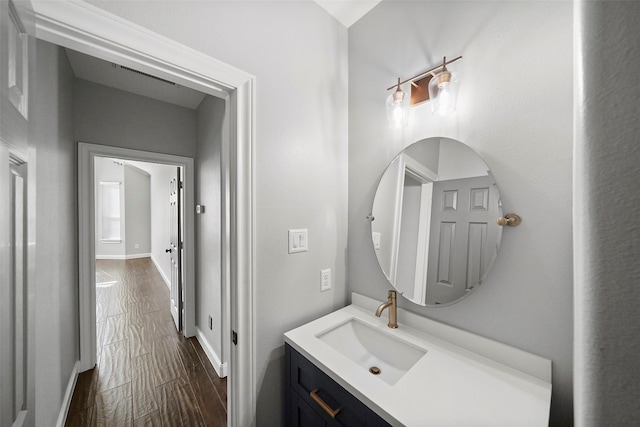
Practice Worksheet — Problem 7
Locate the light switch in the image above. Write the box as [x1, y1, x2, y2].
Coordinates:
[320, 268, 331, 292]
[288, 229, 308, 253]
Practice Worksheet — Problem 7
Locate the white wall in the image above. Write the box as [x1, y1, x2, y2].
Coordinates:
[195, 95, 225, 369]
[150, 163, 175, 287]
[94, 157, 125, 258]
[575, 1, 640, 424]
[33, 40, 79, 426]
[124, 164, 151, 256]
[87, 2, 349, 424]
[348, 2, 573, 425]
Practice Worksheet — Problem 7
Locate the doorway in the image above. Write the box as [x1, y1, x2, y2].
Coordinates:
[80, 144, 197, 366]
[35, 3, 256, 425]
[93, 157, 184, 332]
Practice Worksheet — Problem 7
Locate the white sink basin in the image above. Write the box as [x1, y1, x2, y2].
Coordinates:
[316, 318, 427, 385]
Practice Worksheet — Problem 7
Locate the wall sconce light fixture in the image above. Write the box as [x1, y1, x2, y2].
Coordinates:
[386, 56, 462, 126]
[386, 77, 410, 128]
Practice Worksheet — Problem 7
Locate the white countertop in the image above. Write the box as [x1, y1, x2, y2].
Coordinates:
[284, 295, 552, 426]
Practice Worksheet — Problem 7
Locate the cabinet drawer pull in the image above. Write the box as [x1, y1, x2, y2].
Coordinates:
[310, 388, 341, 418]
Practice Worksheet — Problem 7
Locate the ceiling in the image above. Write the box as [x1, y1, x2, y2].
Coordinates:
[65, 49, 206, 109]
[314, 0, 382, 27]
[65, 1, 381, 108]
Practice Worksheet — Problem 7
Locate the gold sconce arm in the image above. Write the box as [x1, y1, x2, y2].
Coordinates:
[385, 55, 463, 91]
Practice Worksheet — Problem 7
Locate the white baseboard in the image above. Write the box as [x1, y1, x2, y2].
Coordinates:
[150, 254, 171, 290]
[196, 327, 228, 378]
[95, 253, 151, 260]
[56, 361, 80, 427]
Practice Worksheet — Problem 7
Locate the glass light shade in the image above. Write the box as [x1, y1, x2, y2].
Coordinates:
[428, 69, 460, 116]
[386, 87, 410, 128]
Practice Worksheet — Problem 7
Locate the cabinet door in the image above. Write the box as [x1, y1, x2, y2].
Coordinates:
[290, 346, 365, 426]
[286, 344, 392, 427]
[290, 392, 326, 427]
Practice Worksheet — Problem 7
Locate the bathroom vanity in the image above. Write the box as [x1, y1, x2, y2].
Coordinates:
[284, 293, 552, 426]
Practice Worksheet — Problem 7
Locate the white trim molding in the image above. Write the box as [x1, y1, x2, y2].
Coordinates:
[150, 254, 171, 290]
[196, 328, 228, 378]
[95, 253, 151, 260]
[55, 361, 79, 427]
[33, 2, 257, 425]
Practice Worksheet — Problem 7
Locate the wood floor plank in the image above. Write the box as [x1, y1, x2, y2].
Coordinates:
[68, 368, 99, 416]
[155, 377, 205, 427]
[191, 338, 228, 410]
[94, 382, 133, 426]
[97, 339, 132, 392]
[65, 406, 95, 427]
[131, 359, 159, 419]
[152, 336, 186, 385]
[66, 258, 227, 426]
[103, 313, 129, 345]
[133, 410, 162, 427]
[128, 320, 155, 358]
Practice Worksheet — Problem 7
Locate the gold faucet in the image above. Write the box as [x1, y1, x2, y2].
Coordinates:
[375, 290, 398, 329]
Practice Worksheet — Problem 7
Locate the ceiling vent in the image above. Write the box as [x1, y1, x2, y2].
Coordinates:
[113, 64, 178, 87]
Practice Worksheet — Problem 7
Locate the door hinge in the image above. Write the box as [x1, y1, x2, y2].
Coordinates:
[179, 181, 183, 189]
[232, 330, 238, 346]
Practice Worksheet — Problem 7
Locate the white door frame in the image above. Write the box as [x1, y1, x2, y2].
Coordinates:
[79, 143, 195, 341]
[33, 2, 256, 426]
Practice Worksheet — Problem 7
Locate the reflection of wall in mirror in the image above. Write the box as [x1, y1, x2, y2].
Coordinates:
[371, 156, 403, 282]
[437, 140, 489, 181]
[403, 139, 440, 175]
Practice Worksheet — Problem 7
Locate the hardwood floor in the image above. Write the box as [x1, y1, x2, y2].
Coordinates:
[65, 258, 227, 426]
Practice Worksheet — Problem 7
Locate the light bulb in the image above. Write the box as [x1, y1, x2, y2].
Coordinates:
[386, 84, 409, 128]
[428, 68, 460, 116]
[434, 82, 454, 116]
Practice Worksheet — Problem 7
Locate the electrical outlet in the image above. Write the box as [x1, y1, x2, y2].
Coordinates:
[208, 315, 213, 330]
[320, 268, 331, 292]
[134, 243, 139, 249]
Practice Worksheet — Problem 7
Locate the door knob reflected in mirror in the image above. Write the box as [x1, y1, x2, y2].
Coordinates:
[165, 248, 172, 253]
[497, 213, 522, 226]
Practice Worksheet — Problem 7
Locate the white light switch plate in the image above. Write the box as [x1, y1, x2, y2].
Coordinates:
[320, 268, 331, 292]
[288, 229, 308, 253]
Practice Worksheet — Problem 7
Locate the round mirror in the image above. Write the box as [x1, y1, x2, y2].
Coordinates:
[370, 137, 503, 307]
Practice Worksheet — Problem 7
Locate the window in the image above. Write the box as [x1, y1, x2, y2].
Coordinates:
[99, 182, 121, 242]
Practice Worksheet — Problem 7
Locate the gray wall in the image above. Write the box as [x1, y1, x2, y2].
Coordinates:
[88, 2, 349, 424]
[575, 1, 640, 424]
[74, 79, 197, 158]
[33, 40, 78, 426]
[195, 95, 225, 366]
[348, 2, 573, 425]
[124, 164, 151, 256]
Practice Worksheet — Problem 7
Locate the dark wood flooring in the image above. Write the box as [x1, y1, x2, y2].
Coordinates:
[65, 258, 227, 426]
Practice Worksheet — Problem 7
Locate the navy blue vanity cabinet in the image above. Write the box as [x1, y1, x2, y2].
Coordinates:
[285, 343, 392, 427]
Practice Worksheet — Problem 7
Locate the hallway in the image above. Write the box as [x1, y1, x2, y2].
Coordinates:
[65, 258, 227, 426]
